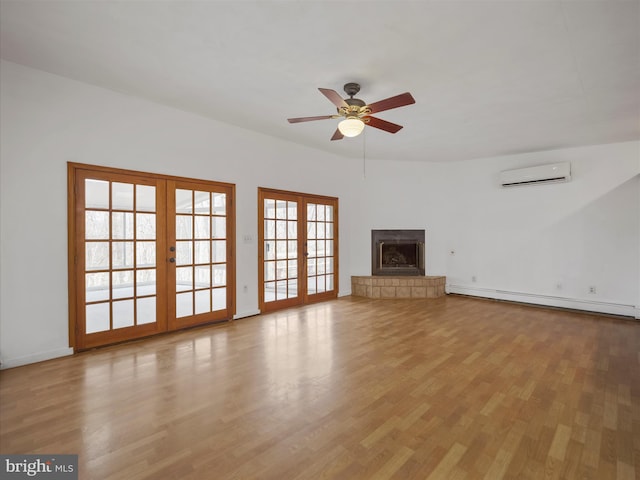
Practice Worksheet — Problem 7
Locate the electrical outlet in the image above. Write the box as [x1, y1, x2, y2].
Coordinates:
[589, 286, 596, 294]
[472, 276, 477, 283]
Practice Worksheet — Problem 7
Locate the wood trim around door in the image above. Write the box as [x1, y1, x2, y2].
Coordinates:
[68, 162, 236, 350]
[258, 187, 339, 314]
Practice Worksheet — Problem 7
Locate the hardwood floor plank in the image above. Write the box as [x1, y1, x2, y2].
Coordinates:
[1, 295, 638, 479]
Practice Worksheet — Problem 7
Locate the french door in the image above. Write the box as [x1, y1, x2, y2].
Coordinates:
[258, 188, 338, 313]
[69, 164, 235, 350]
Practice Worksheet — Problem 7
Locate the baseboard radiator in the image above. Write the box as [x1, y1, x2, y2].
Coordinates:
[446, 284, 639, 319]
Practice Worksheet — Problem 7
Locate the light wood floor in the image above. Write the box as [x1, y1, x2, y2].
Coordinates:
[1, 295, 638, 479]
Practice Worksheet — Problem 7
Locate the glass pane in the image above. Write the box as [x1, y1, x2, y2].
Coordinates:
[176, 241, 192, 266]
[86, 242, 109, 270]
[308, 258, 316, 276]
[113, 299, 134, 329]
[288, 240, 297, 258]
[112, 242, 134, 269]
[213, 288, 226, 311]
[317, 223, 325, 239]
[287, 279, 297, 299]
[287, 221, 297, 239]
[212, 240, 226, 263]
[136, 241, 155, 268]
[176, 215, 193, 239]
[176, 266, 193, 291]
[276, 240, 287, 260]
[86, 303, 110, 333]
[85, 211, 109, 239]
[307, 204, 316, 221]
[317, 275, 326, 293]
[195, 266, 211, 288]
[195, 289, 211, 314]
[176, 189, 192, 213]
[112, 212, 134, 239]
[194, 191, 210, 214]
[265, 240, 275, 260]
[112, 182, 133, 211]
[276, 260, 287, 280]
[287, 201, 297, 220]
[307, 222, 316, 239]
[265, 261, 276, 281]
[326, 205, 334, 221]
[86, 272, 109, 302]
[195, 241, 210, 264]
[326, 240, 334, 256]
[212, 193, 226, 215]
[317, 240, 326, 257]
[212, 217, 226, 238]
[176, 292, 193, 317]
[137, 297, 156, 324]
[317, 258, 325, 275]
[213, 265, 226, 287]
[327, 274, 334, 291]
[276, 221, 287, 239]
[264, 199, 275, 219]
[195, 216, 210, 239]
[264, 282, 276, 302]
[276, 280, 287, 300]
[326, 257, 334, 274]
[307, 276, 316, 295]
[136, 213, 156, 239]
[136, 185, 155, 212]
[112, 270, 134, 299]
[276, 200, 287, 219]
[85, 179, 109, 209]
[326, 223, 334, 239]
[317, 205, 325, 221]
[265, 220, 275, 239]
[288, 259, 297, 279]
[137, 269, 156, 296]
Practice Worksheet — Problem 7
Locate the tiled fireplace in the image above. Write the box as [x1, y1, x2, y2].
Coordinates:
[351, 229, 445, 299]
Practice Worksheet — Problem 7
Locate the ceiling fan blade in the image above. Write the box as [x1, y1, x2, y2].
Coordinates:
[365, 116, 403, 134]
[287, 115, 334, 123]
[319, 88, 348, 108]
[367, 92, 415, 114]
[330, 128, 344, 141]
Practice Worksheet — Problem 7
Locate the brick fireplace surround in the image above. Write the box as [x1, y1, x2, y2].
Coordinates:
[351, 275, 446, 299]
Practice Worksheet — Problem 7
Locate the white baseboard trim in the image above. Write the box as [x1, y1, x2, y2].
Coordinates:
[447, 284, 639, 319]
[1, 347, 74, 370]
[233, 309, 261, 320]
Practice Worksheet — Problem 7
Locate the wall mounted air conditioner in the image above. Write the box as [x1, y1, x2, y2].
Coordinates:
[500, 162, 571, 187]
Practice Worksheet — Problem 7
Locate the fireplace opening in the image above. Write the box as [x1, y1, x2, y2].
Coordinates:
[371, 229, 425, 276]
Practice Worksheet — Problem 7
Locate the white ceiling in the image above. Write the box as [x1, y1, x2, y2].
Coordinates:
[1, 1, 639, 162]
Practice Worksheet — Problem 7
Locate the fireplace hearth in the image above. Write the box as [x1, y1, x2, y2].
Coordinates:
[371, 229, 425, 276]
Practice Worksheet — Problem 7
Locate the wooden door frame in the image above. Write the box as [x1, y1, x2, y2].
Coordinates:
[258, 187, 339, 314]
[67, 162, 236, 350]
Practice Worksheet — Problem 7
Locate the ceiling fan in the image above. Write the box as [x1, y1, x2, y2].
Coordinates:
[287, 83, 415, 141]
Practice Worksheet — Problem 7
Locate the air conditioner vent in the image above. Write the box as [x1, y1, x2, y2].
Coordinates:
[500, 162, 571, 187]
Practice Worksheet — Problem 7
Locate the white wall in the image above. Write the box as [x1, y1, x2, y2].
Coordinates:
[2, 60, 638, 368]
[349, 143, 640, 317]
[0, 60, 358, 368]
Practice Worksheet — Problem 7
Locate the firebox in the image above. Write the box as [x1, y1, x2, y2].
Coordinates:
[371, 229, 425, 276]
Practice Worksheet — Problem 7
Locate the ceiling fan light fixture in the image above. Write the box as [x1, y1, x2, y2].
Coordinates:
[338, 117, 365, 137]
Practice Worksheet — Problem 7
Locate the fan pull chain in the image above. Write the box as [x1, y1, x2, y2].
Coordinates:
[362, 127, 367, 179]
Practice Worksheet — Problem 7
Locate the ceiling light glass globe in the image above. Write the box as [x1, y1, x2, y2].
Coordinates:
[338, 117, 365, 137]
